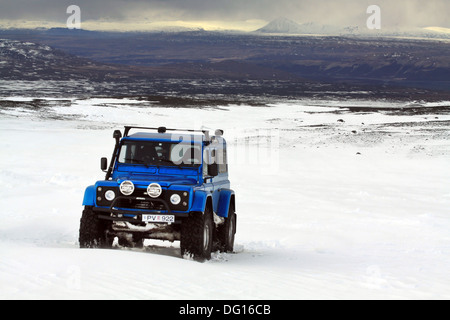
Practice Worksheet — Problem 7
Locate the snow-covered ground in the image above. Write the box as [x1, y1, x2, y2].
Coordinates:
[0, 97, 449, 300]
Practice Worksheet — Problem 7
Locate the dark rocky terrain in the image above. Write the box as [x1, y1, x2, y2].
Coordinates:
[0, 28, 449, 100]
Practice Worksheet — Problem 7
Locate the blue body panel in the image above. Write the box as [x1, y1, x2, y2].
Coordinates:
[191, 190, 210, 213]
[82, 185, 96, 206]
[112, 163, 200, 184]
[216, 189, 235, 218]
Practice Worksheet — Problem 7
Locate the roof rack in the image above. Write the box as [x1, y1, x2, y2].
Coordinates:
[124, 126, 210, 141]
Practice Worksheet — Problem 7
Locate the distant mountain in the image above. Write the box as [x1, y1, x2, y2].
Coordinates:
[256, 18, 349, 35]
[0, 32, 449, 92]
[256, 17, 303, 34]
[256, 18, 450, 39]
[0, 39, 86, 80]
[0, 38, 296, 82]
[0, 39, 149, 81]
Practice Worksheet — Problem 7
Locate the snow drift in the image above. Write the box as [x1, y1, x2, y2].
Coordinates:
[0, 97, 449, 299]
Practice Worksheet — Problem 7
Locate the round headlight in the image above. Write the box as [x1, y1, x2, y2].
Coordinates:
[120, 180, 135, 196]
[104, 190, 116, 201]
[170, 194, 181, 205]
[147, 183, 162, 198]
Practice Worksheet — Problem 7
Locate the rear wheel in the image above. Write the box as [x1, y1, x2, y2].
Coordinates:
[79, 207, 113, 248]
[180, 207, 214, 261]
[215, 203, 237, 252]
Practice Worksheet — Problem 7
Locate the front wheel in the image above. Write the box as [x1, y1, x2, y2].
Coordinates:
[180, 208, 214, 261]
[79, 207, 113, 248]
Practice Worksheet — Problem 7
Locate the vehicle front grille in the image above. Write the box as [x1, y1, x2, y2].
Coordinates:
[115, 198, 166, 211]
[96, 187, 189, 212]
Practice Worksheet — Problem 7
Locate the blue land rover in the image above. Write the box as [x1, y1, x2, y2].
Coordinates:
[79, 126, 236, 261]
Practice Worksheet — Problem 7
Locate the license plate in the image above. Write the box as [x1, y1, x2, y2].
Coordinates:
[141, 214, 175, 223]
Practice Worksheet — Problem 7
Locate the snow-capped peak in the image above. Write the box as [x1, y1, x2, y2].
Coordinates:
[256, 17, 303, 34]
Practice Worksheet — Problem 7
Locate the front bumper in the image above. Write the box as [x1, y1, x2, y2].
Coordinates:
[93, 195, 189, 224]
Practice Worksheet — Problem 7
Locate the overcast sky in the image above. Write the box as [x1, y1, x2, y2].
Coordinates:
[0, 0, 449, 31]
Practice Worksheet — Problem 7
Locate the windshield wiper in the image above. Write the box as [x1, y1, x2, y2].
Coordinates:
[123, 158, 145, 164]
[159, 159, 199, 167]
[123, 158, 196, 168]
[158, 159, 177, 166]
[123, 158, 154, 167]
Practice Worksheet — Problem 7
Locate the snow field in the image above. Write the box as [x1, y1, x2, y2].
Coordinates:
[0, 98, 449, 299]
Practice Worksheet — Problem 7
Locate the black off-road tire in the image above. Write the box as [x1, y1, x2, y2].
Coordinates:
[215, 203, 237, 253]
[79, 206, 113, 248]
[180, 207, 214, 261]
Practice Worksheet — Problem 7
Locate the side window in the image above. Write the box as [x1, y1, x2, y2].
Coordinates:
[203, 146, 227, 176]
[203, 148, 214, 177]
[203, 149, 210, 177]
[217, 147, 228, 174]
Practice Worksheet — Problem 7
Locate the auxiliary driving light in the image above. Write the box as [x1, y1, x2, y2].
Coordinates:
[105, 190, 116, 201]
[120, 180, 135, 196]
[170, 194, 181, 205]
[147, 183, 162, 198]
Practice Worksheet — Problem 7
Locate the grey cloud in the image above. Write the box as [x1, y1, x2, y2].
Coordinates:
[0, 0, 448, 28]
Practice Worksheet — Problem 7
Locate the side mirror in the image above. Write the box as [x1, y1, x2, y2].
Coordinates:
[208, 163, 219, 177]
[101, 157, 108, 172]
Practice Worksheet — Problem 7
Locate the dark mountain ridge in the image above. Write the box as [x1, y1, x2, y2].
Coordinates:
[0, 28, 449, 98]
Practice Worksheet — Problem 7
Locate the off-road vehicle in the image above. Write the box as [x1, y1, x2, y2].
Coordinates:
[80, 126, 236, 261]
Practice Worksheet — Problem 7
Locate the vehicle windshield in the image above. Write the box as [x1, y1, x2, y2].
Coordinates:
[118, 140, 202, 167]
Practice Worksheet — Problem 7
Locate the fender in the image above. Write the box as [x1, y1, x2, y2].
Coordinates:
[82, 185, 96, 206]
[216, 189, 235, 218]
[190, 190, 211, 213]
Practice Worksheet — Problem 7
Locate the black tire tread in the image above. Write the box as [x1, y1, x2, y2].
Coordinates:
[180, 208, 213, 261]
[79, 207, 112, 248]
[215, 202, 236, 253]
